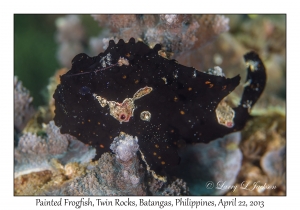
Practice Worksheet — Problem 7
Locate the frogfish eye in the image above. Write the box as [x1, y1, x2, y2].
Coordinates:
[79, 86, 91, 95]
[120, 114, 126, 120]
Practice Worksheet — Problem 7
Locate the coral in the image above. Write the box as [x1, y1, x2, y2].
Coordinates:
[14, 76, 35, 132]
[21, 105, 60, 135]
[236, 16, 286, 56]
[90, 14, 229, 57]
[29, 133, 189, 196]
[160, 179, 189, 196]
[226, 162, 285, 196]
[91, 14, 143, 43]
[14, 161, 88, 195]
[144, 15, 200, 55]
[35, 133, 145, 195]
[56, 15, 85, 43]
[226, 110, 286, 196]
[261, 146, 285, 178]
[110, 132, 139, 163]
[175, 132, 243, 195]
[147, 177, 189, 196]
[194, 15, 230, 49]
[14, 121, 96, 178]
[147, 177, 165, 195]
[88, 30, 116, 55]
[110, 133, 145, 194]
[35, 133, 146, 195]
[55, 15, 86, 68]
[92, 15, 138, 32]
[37, 153, 123, 195]
[240, 111, 286, 161]
[14, 170, 53, 195]
[206, 66, 225, 77]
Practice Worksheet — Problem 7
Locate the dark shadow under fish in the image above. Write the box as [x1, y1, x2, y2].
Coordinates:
[53, 38, 266, 175]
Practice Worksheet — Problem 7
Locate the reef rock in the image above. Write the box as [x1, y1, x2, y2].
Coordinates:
[14, 76, 35, 132]
[14, 121, 96, 178]
[36, 133, 188, 196]
[176, 132, 243, 195]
